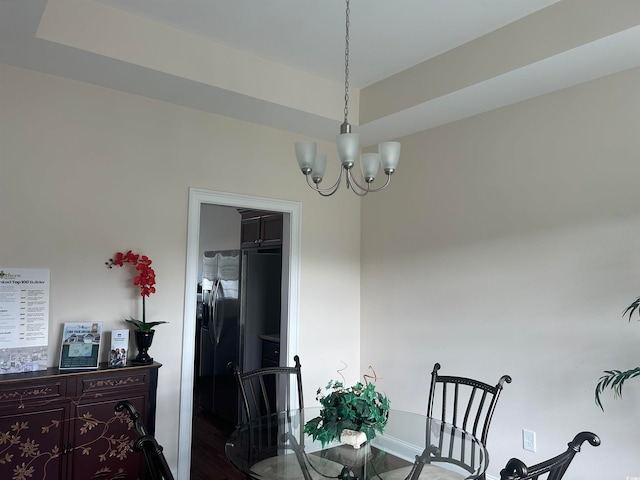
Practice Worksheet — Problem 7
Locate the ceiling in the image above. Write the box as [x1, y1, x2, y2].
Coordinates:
[95, 0, 561, 89]
[1, 0, 639, 146]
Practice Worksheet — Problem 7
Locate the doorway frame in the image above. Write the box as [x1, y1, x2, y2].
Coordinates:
[177, 188, 302, 479]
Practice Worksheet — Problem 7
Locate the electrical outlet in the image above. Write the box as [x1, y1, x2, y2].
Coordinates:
[523, 429, 536, 452]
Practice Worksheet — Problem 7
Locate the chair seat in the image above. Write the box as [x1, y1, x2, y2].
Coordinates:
[378, 464, 466, 480]
[250, 452, 344, 480]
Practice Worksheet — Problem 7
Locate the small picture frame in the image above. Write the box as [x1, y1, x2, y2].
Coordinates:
[109, 329, 129, 368]
[59, 322, 102, 370]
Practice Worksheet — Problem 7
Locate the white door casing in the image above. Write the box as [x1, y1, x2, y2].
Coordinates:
[177, 188, 301, 479]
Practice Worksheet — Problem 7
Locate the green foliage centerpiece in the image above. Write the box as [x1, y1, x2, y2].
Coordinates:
[304, 372, 390, 447]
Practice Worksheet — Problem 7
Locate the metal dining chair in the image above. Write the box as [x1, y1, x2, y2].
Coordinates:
[227, 355, 343, 480]
[427, 363, 512, 479]
[427, 363, 512, 447]
[379, 363, 512, 480]
[115, 400, 175, 480]
[228, 355, 304, 423]
[500, 431, 600, 480]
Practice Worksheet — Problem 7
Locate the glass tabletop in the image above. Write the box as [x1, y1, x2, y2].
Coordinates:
[225, 408, 488, 480]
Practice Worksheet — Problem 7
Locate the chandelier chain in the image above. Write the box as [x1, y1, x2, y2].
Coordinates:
[343, 0, 350, 123]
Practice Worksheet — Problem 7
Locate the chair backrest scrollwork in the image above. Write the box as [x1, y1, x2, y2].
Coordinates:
[499, 431, 600, 480]
[115, 400, 175, 480]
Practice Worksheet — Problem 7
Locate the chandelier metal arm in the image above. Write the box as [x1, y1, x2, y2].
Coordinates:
[358, 173, 392, 193]
[345, 169, 370, 196]
[347, 182, 370, 197]
[345, 169, 391, 195]
[305, 170, 343, 196]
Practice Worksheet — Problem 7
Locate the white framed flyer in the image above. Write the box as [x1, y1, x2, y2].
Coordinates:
[59, 322, 102, 370]
[0, 268, 50, 374]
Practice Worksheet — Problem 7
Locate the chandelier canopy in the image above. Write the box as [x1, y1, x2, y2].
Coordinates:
[294, 0, 400, 197]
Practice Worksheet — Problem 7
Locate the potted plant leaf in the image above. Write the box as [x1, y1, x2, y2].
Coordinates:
[107, 250, 167, 364]
[304, 377, 390, 448]
[594, 296, 640, 409]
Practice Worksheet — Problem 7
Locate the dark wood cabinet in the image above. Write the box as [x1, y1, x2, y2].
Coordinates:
[240, 211, 283, 249]
[0, 363, 160, 480]
[261, 338, 280, 368]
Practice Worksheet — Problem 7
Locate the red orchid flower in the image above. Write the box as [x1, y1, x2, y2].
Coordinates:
[106, 251, 166, 331]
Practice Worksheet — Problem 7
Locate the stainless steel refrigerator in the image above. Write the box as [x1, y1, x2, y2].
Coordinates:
[197, 249, 282, 426]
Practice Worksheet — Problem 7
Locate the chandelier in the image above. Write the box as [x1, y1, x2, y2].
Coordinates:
[294, 0, 400, 197]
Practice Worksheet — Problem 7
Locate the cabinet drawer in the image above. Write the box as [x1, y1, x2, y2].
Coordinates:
[0, 379, 65, 407]
[75, 369, 150, 397]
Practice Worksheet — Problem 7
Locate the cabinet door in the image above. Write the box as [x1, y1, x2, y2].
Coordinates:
[0, 405, 68, 480]
[259, 214, 283, 247]
[69, 395, 146, 480]
[240, 216, 262, 248]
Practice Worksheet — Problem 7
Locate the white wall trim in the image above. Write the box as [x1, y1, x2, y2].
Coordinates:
[177, 188, 302, 479]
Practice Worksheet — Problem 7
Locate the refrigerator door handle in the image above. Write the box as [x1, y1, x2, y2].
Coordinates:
[209, 278, 224, 345]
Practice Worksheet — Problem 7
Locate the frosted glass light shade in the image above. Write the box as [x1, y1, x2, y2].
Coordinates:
[295, 141, 317, 172]
[379, 141, 400, 172]
[336, 133, 360, 166]
[312, 153, 327, 181]
[360, 153, 380, 182]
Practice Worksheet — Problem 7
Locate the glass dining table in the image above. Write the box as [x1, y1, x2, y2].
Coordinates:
[225, 408, 488, 480]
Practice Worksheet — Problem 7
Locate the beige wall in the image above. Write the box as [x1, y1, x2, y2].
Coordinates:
[361, 67, 640, 479]
[2, 57, 639, 479]
[0, 63, 362, 471]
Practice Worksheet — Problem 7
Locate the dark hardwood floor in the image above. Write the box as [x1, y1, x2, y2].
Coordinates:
[190, 406, 245, 480]
[188, 402, 411, 480]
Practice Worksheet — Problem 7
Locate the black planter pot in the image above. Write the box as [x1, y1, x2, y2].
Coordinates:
[132, 329, 155, 365]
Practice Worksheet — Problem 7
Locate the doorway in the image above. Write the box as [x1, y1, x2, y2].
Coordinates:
[177, 188, 301, 479]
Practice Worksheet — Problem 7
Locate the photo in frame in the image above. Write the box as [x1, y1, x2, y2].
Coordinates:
[59, 322, 102, 370]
